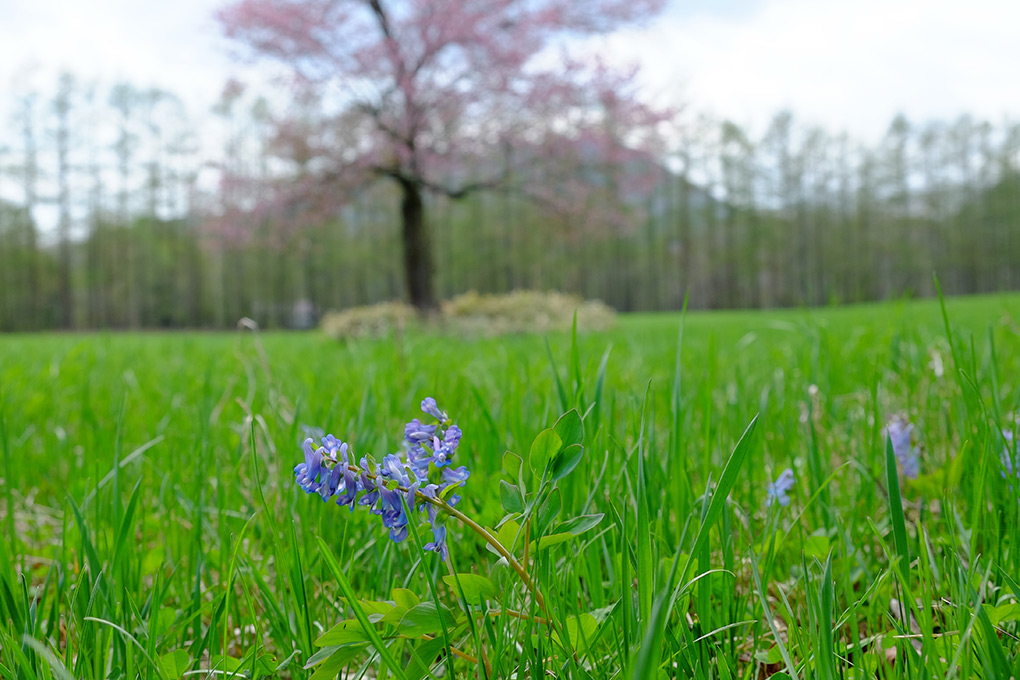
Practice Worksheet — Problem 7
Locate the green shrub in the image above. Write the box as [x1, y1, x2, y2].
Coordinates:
[320, 300, 416, 340]
[320, 290, 615, 339]
[441, 290, 615, 336]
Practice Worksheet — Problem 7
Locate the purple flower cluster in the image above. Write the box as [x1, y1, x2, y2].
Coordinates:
[293, 398, 470, 558]
[766, 468, 795, 507]
[885, 415, 920, 479]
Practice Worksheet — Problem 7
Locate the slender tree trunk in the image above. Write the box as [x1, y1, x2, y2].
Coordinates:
[398, 179, 437, 311]
[55, 76, 74, 329]
[19, 97, 41, 329]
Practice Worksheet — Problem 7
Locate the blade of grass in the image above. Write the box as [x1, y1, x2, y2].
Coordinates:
[817, 553, 836, 680]
[631, 414, 759, 679]
[315, 537, 409, 680]
[886, 434, 911, 583]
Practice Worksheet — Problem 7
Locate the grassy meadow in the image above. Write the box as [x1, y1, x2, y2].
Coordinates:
[1, 293, 1020, 678]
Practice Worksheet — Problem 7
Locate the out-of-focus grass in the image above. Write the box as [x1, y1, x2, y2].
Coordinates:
[0, 292, 1018, 678]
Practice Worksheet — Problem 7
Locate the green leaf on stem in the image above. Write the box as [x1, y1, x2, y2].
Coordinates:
[550, 443, 584, 481]
[500, 479, 524, 514]
[442, 573, 497, 605]
[397, 602, 458, 637]
[553, 409, 584, 448]
[529, 428, 562, 475]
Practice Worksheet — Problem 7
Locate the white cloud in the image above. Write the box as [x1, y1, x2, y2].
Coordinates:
[0, 0, 247, 111]
[1, 0, 1018, 146]
[604, 0, 1020, 141]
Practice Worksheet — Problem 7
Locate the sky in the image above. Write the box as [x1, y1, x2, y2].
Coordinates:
[1, 0, 1019, 144]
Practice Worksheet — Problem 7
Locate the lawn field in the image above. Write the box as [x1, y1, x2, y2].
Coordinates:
[2, 294, 1020, 678]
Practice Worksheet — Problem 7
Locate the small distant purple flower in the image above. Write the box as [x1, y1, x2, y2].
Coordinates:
[767, 468, 795, 507]
[1003, 430, 1018, 479]
[885, 415, 920, 479]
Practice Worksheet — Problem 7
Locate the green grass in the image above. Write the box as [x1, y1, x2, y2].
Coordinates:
[1, 292, 1020, 678]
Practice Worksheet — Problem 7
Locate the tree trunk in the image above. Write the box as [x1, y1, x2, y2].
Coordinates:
[399, 179, 438, 311]
[55, 76, 74, 329]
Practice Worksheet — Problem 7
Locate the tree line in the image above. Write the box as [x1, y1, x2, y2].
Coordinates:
[1, 74, 1019, 331]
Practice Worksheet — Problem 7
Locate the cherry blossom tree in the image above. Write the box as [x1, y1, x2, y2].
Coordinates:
[218, 0, 668, 311]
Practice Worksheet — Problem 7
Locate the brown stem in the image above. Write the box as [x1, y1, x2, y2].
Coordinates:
[429, 497, 551, 618]
[329, 461, 570, 652]
[487, 609, 551, 626]
[416, 635, 477, 664]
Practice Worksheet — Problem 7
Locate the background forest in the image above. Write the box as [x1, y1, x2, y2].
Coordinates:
[1, 74, 1019, 331]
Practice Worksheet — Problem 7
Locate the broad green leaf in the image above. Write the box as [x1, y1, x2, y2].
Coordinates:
[499, 479, 524, 514]
[489, 556, 511, 589]
[553, 409, 584, 448]
[397, 602, 457, 637]
[209, 655, 243, 672]
[986, 602, 1020, 626]
[340, 598, 392, 615]
[529, 428, 562, 474]
[495, 520, 521, 555]
[553, 613, 600, 652]
[380, 606, 409, 626]
[754, 645, 785, 665]
[557, 513, 604, 536]
[537, 487, 562, 533]
[803, 534, 829, 561]
[442, 573, 497, 605]
[503, 451, 523, 480]
[308, 646, 366, 680]
[316, 619, 371, 646]
[149, 608, 177, 639]
[392, 588, 420, 611]
[404, 634, 449, 680]
[550, 443, 584, 481]
[158, 650, 191, 678]
[530, 532, 573, 551]
[304, 646, 341, 668]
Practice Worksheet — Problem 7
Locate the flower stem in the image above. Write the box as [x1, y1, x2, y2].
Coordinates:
[429, 496, 551, 618]
[339, 462, 570, 652]
[343, 461, 550, 619]
[415, 635, 478, 664]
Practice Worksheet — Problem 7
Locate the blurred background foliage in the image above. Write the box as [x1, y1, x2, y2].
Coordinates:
[1, 74, 1019, 331]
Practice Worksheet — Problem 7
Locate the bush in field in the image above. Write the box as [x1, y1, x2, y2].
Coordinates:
[320, 301, 416, 340]
[441, 290, 615, 336]
[320, 290, 615, 340]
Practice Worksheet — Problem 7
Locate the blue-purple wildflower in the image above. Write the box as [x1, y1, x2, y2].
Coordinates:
[421, 397, 446, 421]
[293, 397, 469, 559]
[1003, 430, 1018, 480]
[885, 415, 920, 479]
[767, 468, 795, 507]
